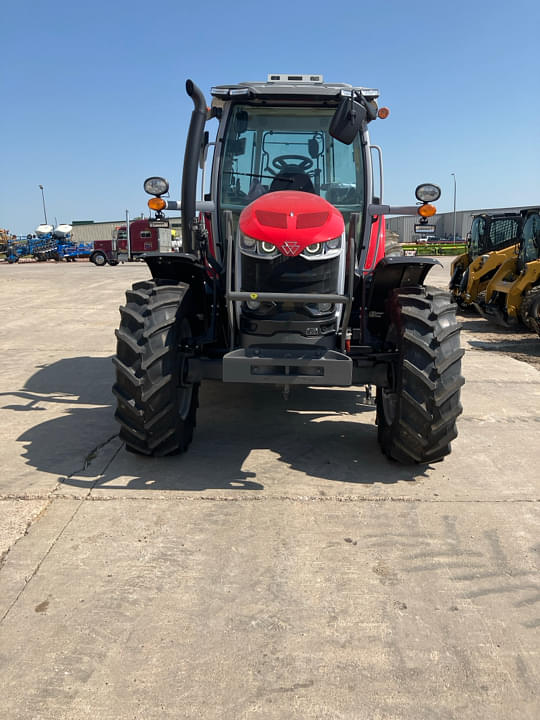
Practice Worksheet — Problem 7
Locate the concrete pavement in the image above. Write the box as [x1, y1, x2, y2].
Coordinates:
[0, 260, 538, 719]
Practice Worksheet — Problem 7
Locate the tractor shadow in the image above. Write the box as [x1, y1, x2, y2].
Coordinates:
[7, 356, 431, 491]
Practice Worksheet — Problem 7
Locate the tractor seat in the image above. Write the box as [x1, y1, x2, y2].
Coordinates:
[269, 170, 315, 194]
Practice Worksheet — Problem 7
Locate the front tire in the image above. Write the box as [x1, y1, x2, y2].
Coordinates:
[113, 280, 199, 456]
[376, 286, 464, 464]
[520, 287, 540, 335]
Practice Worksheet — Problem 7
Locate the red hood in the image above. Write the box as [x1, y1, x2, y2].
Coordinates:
[239, 191, 345, 257]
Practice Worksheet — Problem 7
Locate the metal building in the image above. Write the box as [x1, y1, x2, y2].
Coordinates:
[71, 217, 182, 245]
[385, 205, 533, 244]
[71, 221, 124, 245]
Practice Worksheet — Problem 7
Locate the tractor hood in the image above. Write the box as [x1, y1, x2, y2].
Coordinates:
[238, 191, 345, 257]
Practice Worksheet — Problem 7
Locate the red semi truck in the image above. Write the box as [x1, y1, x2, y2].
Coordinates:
[89, 218, 175, 266]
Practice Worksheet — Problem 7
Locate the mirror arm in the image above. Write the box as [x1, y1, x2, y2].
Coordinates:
[368, 204, 420, 216]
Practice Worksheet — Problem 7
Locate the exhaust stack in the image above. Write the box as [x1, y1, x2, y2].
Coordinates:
[182, 79, 207, 254]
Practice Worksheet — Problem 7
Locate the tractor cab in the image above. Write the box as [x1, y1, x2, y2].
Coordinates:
[204, 76, 380, 274]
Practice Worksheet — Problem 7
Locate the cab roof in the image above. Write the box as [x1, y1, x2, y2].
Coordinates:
[210, 74, 380, 103]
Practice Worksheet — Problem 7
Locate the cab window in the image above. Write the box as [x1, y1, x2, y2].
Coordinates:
[521, 214, 540, 264]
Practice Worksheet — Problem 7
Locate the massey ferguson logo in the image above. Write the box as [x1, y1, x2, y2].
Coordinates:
[281, 241, 301, 256]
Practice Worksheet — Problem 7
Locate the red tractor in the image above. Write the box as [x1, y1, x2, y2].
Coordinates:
[113, 74, 464, 464]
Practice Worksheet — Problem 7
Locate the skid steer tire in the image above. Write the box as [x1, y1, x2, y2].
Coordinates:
[520, 287, 540, 335]
[113, 280, 199, 456]
[376, 286, 464, 464]
[453, 269, 475, 313]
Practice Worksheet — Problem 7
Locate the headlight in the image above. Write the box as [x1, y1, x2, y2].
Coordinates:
[327, 237, 341, 250]
[240, 233, 257, 250]
[144, 176, 169, 196]
[415, 183, 441, 203]
[301, 235, 343, 259]
[306, 302, 335, 316]
[239, 233, 278, 258]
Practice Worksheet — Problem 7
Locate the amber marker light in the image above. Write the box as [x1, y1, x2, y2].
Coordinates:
[418, 203, 437, 217]
[148, 197, 166, 211]
[378, 107, 390, 119]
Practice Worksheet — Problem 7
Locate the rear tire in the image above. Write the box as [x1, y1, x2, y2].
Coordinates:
[376, 286, 464, 464]
[113, 280, 199, 456]
[520, 286, 540, 335]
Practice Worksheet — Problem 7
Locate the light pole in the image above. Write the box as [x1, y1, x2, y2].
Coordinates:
[38, 184, 48, 225]
[451, 173, 457, 243]
[126, 209, 131, 260]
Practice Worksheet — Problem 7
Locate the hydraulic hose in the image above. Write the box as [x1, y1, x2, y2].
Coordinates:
[181, 80, 207, 254]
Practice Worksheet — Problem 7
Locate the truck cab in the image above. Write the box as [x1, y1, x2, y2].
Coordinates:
[90, 219, 173, 266]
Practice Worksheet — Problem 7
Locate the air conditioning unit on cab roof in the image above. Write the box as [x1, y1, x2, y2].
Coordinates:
[267, 74, 323, 83]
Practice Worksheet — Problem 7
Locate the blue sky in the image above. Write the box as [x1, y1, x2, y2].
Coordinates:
[2, 0, 539, 235]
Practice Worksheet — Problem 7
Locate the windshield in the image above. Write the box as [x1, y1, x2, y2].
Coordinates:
[470, 217, 485, 256]
[218, 104, 365, 221]
[520, 214, 540, 265]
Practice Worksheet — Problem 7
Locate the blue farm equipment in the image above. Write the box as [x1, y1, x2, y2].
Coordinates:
[4, 236, 48, 263]
[4, 234, 93, 263]
[57, 241, 93, 261]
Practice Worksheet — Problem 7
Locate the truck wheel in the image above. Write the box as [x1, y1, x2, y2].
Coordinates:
[113, 280, 199, 456]
[376, 286, 464, 464]
[520, 286, 540, 334]
[91, 252, 107, 266]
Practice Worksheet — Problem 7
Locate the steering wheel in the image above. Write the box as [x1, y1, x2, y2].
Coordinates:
[272, 155, 313, 172]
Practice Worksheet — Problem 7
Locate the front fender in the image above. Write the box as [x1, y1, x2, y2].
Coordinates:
[366, 256, 440, 310]
[360, 256, 441, 340]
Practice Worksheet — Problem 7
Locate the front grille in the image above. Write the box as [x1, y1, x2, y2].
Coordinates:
[240, 254, 340, 294]
[239, 254, 340, 343]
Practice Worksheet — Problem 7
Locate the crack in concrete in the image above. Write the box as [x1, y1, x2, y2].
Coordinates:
[56, 432, 120, 485]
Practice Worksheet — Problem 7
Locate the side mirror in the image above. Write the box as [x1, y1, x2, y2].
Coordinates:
[329, 97, 366, 145]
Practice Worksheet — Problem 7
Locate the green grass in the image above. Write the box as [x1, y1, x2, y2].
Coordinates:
[401, 243, 467, 256]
